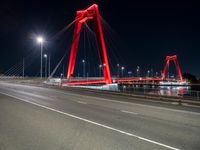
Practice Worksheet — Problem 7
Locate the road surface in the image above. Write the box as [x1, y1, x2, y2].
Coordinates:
[0, 81, 200, 150]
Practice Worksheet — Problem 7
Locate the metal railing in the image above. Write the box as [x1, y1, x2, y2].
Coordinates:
[118, 86, 200, 101]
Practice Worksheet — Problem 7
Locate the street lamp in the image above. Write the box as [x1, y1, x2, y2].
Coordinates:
[121, 66, 125, 77]
[37, 37, 43, 43]
[60, 73, 63, 79]
[44, 54, 47, 78]
[99, 64, 102, 77]
[136, 66, 140, 77]
[37, 36, 44, 79]
[82, 59, 85, 77]
[147, 70, 150, 77]
[156, 72, 158, 77]
[151, 68, 153, 77]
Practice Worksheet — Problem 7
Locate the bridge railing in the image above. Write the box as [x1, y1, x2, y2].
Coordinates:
[118, 85, 200, 101]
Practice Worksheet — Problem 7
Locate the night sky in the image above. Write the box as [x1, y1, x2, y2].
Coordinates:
[0, 0, 200, 78]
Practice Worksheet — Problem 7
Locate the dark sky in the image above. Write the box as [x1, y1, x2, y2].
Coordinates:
[0, 0, 200, 77]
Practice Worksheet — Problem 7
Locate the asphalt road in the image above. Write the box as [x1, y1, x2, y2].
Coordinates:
[0, 81, 200, 150]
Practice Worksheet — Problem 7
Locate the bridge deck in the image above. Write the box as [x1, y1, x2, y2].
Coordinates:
[61, 77, 179, 85]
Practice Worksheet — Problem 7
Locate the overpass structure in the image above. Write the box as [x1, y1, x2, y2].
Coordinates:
[62, 4, 183, 86]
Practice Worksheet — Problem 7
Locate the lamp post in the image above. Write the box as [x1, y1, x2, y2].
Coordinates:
[82, 59, 85, 78]
[103, 63, 106, 77]
[136, 66, 140, 77]
[156, 72, 158, 77]
[151, 68, 153, 77]
[37, 36, 44, 79]
[99, 64, 102, 77]
[121, 66, 125, 77]
[44, 54, 47, 78]
[147, 70, 150, 77]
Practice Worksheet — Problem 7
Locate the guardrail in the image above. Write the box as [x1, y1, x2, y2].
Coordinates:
[118, 86, 200, 101]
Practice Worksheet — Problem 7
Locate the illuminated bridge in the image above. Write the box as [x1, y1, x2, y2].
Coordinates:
[61, 4, 183, 86]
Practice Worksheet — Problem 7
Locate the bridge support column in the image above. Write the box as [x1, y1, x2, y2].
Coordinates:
[162, 55, 183, 82]
[66, 4, 112, 84]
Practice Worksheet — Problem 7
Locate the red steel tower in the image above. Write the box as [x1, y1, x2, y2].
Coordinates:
[162, 55, 183, 82]
[66, 4, 112, 84]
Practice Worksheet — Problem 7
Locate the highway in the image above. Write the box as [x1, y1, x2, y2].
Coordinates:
[0, 81, 200, 150]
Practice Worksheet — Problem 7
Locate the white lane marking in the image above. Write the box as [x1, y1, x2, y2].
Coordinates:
[77, 101, 87, 104]
[171, 102, 179, 105]
[121, 110, 138, 115]
[0, 91, 180, 150]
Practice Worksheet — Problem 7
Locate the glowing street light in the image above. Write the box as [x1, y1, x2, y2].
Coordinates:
[136, 66, 140, 77]
[99, 64, 102, 77]
[37, 37, 44, 43]
[121, 66, 125, 77]
[37, 36, 44, 79]
[147, 70, 150, 77]
[44, 54, 47, 78]
[82, 59, 86, 77]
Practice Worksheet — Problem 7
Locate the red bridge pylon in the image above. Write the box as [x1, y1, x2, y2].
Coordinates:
[66, 4, 112, 84]
[162, 55, 183, 82]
